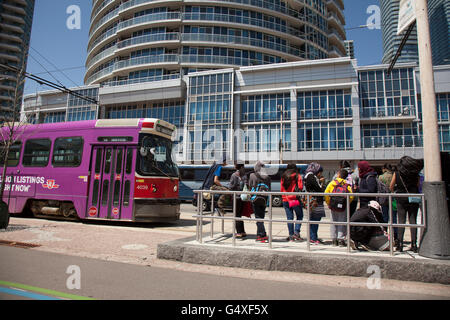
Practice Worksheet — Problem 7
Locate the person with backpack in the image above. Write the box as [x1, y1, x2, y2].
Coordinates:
[249, 161, 271, 243]
[303, 162, 326, 245]
[229, 163, 248, 239]
[389, 156, 424, 253]
[325, 169, 354, 247]
[281, 164, 304, 242]
[210, 156, 230, 216]
[357, 161, 378, 208]
[332, 161, 359, 217]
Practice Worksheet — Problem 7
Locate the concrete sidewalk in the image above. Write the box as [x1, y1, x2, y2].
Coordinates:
[158, 207, 450, 285]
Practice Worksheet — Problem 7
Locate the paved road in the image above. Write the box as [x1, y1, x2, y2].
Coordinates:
[1, 246, 448, 301]
[0, 204, 447, 303]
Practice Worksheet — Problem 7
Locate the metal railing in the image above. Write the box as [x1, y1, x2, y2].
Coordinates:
[193, 189, 426, 256]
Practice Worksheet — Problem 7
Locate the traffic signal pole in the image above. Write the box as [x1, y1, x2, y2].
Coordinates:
[415, 0, 450, 259]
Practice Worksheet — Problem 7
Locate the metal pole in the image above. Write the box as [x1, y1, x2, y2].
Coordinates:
[199, 192, 203, 243]
[306, 195, 311, 252]
[346, 194, 351, 254]
[389, 195, 394, 256]
[232, 193, 236, 247]
[269, 194, 273, 249]
[415, 0, 450, 259]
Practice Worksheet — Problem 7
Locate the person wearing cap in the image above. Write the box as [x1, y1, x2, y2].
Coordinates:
[349, 201, 390, 252]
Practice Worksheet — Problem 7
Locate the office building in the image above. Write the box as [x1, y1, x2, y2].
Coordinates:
[0, 0, 35, 118]
[22, 57, 450, 176]
[380, 0, 450, 66]
[85, 0, 347, 87]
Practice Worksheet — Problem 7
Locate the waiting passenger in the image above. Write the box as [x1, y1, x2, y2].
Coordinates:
[390, 156, 423, 253]
[281, 164, 304, 242]
[229, 163, 248, 239]
[350, 201, 390, 252]
[303, 162, 326, 245]
[249, 161, 271, 243]
[358, 161, 378, 208]
[325, 169, 354, 247]
[332, 160, 359, 217]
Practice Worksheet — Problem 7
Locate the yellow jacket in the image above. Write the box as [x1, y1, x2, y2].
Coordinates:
[324, 178, 354, 205]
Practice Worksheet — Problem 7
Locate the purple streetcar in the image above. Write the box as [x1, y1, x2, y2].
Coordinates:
[0, 119, 180, 222]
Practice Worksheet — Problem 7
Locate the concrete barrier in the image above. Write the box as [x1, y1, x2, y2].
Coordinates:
[157, 236, 450, 285]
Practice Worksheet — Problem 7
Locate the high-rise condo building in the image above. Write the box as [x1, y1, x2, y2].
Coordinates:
[0, 0, 35, 118]
[85, 0, 347, 86]
[380, 0, 450, 66]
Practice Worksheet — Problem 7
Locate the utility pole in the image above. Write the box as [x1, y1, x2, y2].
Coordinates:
[415, 0, 450, 259]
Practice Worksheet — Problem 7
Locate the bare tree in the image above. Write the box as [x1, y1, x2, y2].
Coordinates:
[0, 54, 35, 204]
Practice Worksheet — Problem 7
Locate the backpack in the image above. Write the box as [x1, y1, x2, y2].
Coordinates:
[201, 164, 220, 190]
[251, 173, 270, 207]
[329, 180, 350, 212]
[375, 178, 389, 206]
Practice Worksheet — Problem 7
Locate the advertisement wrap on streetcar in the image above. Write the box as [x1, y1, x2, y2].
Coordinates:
[0, 119, 180, 222]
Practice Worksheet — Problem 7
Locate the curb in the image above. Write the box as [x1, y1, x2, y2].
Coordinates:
[157, 237, 450, 285]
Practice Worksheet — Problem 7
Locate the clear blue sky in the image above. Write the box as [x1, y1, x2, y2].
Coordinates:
[24, 0, 383, 96]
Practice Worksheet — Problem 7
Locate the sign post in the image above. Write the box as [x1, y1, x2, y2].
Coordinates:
[413, 0, 450, 260]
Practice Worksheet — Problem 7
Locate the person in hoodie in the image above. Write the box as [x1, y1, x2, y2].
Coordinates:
[357, 161, 378, 209]
[325, 169, 354, 247]
[303, 162, 326, 245]
[281, 164, 304, 242]
[332, 160, 359, 217]
[249, 161, 271, 243]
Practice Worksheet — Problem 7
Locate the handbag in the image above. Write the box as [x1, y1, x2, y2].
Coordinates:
[240, 184, 250, 202]
[397, 173, 421, 204]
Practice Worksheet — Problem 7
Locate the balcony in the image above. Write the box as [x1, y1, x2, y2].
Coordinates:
[359, 105, 417, 124]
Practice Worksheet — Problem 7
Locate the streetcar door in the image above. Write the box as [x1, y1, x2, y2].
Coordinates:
[87, 146, 104, 219]
[87, 146, 135, 220]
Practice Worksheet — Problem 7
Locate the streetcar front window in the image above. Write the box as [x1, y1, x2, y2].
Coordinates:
[138, 134, 179, 177]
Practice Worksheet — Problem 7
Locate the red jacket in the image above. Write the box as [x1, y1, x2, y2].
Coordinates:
[281, 173, 303, 202]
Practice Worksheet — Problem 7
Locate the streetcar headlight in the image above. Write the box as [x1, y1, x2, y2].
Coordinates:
[173, 185, 178, 192]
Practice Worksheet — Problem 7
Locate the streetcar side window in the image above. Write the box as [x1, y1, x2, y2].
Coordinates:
[126, 149, 133, 174]
[52, 137, 84, 167]
[0, 141, 22, 167]
[22, 139, 51, 167]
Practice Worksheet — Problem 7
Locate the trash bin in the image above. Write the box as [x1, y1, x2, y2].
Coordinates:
[0, 200, 9, 229]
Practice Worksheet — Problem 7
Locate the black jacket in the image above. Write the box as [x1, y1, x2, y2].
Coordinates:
[304, 172, 325, 205]
[358, 171, 378, 208]
[350, 207, 385, 244]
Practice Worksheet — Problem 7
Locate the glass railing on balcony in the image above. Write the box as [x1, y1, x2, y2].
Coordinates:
[363, 136, 423, 149]
[90, 7, 119, 37]
[183, 13, 306, 41]
[179, 54, 263, 67]
[86, 54, 179, 84]
[86, 44, 117, 70]
[117, 32, 180, 49]
[360, 105, 416, 119]
[116, 54, 179, 70]
[101, 73, 181, 87]
[118, 12, 182, 30]
[181, 33, 304, 58]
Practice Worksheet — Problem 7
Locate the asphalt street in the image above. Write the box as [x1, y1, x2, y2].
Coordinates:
[0, 204, 448, 302]
[1, 246, 448, 301]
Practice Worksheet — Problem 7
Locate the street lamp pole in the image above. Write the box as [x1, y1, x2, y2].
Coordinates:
[415, 0, 450, 259]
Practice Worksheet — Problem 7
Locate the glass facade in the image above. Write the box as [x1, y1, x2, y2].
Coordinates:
[298, 122, 353, 151]
[297, 90, 352, 120]
[86, 0, 346, 86]
[359, 68, 416, 119]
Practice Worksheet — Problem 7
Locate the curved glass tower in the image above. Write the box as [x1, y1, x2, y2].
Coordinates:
[85, 0, 346, 86]
[381, 0, 450, 66]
